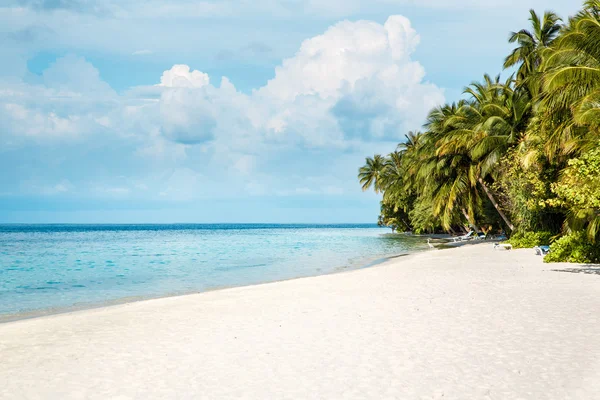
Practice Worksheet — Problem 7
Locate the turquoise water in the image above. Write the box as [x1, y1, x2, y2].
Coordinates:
[0, 224, 426, 318]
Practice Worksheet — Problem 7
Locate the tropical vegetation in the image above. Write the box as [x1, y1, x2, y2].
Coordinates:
[358, 1, 600, 263]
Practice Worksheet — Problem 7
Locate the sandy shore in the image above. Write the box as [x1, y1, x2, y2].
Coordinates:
[1, 243, 599, 399]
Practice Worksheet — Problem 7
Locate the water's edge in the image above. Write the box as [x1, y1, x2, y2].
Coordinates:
[0, 251, 417, 324]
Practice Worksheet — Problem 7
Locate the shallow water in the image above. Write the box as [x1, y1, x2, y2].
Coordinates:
[0, 224, 427, 318]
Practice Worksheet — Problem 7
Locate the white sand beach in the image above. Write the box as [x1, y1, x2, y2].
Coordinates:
[1, 243, 599, 399]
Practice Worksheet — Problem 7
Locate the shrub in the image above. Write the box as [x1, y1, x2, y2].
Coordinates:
[548, 147, 600, 243]
[544, 231, 600, 264]
[506, 231, 554, 248]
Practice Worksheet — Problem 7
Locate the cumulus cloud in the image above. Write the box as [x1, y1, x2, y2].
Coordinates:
[261, 16, 420, 100]
[42, 54, 115, 95]
[2, 103, 80, 138]
[256, 15, 443, 142]
[0, 14, 444, 204]
[158, 65, 210, 88]
[158, 88, 217, 144]
[154, 66, 219, 143]
[145, 15, 443, 149]
[0, 54, 118, 143]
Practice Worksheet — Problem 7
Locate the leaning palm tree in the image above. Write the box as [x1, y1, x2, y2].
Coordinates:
[428, 154, 483, 232]
[413, 106, 485, 231]
[437, 76, 524, 231]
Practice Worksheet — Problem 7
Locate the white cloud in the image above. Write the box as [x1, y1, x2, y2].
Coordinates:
[259, 18, 408, 101]
[158, 87, 217, 144]
[2, 102, 80, 138]
[0, 1, 589, 223]
[139, 15, 443, 151]
[0, 54, 120, 144]
[42, 54, 115, 95]
[158, 65, 210, 88]
[256, 15, 443, 143]
[0, 15, 444, 202]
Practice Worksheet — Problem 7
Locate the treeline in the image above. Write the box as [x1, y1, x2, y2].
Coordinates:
[358, 1, 600, 263]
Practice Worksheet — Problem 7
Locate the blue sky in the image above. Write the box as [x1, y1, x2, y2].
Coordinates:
[0, 0, 582, 223]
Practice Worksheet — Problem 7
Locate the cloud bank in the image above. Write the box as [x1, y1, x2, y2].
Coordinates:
[0, 15, 443, 215]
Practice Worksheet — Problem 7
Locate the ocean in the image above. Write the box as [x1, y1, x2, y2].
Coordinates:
[0, 224, 427, 319]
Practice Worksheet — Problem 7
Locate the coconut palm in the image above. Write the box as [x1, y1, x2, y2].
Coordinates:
[504, 9, 562, 96]
[356, 2, 600, 261]
[436, 76, 523, 230]
[358, 154, 387, 193]
[539, 1, 600, 159]
[412, 106, 484, 231]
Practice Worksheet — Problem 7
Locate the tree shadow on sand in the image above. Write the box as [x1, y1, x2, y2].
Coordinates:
[551, 265, 600, 276]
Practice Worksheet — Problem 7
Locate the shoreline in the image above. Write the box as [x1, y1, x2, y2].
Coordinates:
[0, 241, 536, 324]
[2, 243, 599, 399]
[0, 248, 420, 324]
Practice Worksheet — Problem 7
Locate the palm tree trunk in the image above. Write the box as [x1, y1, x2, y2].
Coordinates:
[478, 177, 515, 231]
[400, 217, 411, 232]
[461, 208, 481, 233]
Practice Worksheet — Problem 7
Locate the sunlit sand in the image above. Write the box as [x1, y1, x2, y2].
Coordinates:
[1, 243, 599, 399]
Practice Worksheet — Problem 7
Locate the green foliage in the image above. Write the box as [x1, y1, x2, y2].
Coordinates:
[506, 231, 554, 248]
[544, 231, 600, 263]
[377, 202, 412, 232]
[357, 1, 600, 264]
[408, 197, 443, 234]
[358, 154, 386, 193]
[552, 147, 600, 208]
[549, 146, 600, 242]
[494, 146, 563, 233]
[504, 10, 561, 96]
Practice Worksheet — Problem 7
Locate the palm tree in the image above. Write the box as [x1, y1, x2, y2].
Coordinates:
[437, 76, 521, 231]
[539, 0, 600, 160]
[429, 154, 483, 232]
[504, 9, 562, 96]
[400, 131, 422, 151]
[358, 154, 387, 193]
[465, 79, 529, 233]
[355, 2, 600, 261]
[414, 106, 484, 231]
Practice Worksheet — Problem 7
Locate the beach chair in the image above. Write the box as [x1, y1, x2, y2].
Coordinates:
[534, 245, 550, 256]
[451, 231, 475, 242]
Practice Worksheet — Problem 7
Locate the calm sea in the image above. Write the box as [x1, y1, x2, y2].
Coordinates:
[0, 224, 427, 319]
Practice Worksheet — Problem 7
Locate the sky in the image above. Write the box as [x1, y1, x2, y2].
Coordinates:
[0, 0, 583, 223]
